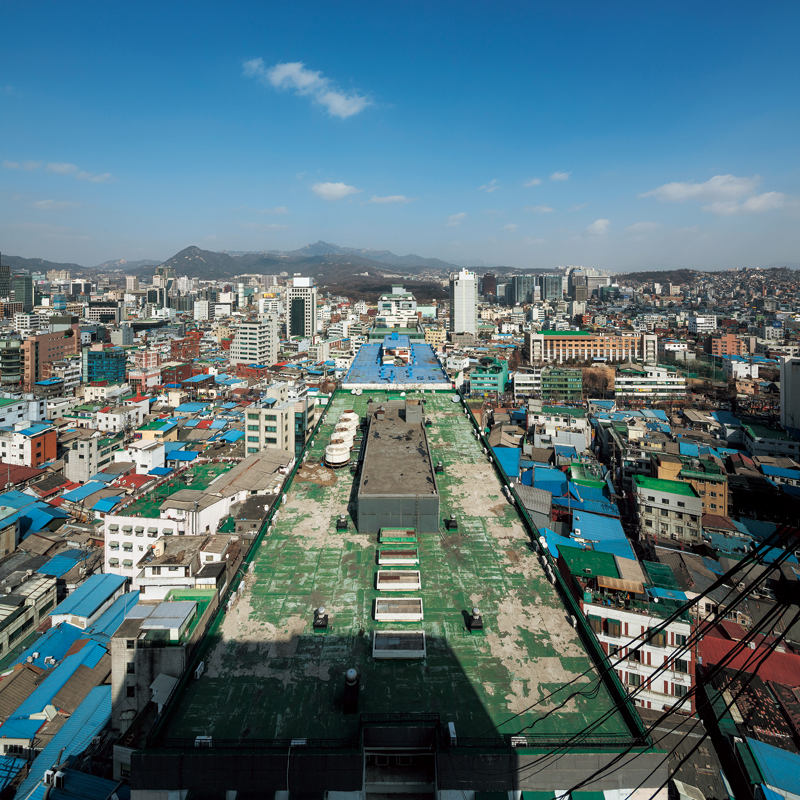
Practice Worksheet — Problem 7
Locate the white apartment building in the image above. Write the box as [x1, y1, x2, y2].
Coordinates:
[97, 404, 146, 434]
[193, 300, 210, 321]
[227, 317, 278, 367]
[513, 367, 542, 399]
[376, 286, 418, 328]
[114, 439, 165, 474]
[0, 395, 47, 426]
[287, 277, 318, 338]
[657, 340, 688, 357]
[449, 269, 477, 336]
[243, 400, 296, 456]
[724, 359, 759, 380]
[688, 315, 717, 334]
[633, 476, 702, 544]
[615, 366, 686, 400]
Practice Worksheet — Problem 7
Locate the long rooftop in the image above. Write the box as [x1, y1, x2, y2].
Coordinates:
[157, 391, 632, 745]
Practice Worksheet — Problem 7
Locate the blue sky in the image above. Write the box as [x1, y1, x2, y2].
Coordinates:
[2, 1, 799, 271]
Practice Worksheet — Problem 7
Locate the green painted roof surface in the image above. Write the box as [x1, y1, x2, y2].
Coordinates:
[160, 392, 631, 744]
[558, 545, 620, 579]
[633, 475, 699, 497]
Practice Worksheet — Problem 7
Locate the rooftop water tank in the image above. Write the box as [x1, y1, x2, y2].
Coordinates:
[324, 438, 350, 468]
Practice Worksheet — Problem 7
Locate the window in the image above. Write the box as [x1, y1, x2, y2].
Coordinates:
[151, 566, 161, 575]
[247, 425, 259, 432]
[126, 662, 135, 674]
[589, 615, 603, 634]
[673, 684, 688, 698]
[627, 673, 641, 687]
[247, 436, 259, 443]
[673, 659, 689, 674]
[649, 629, 667, 647]
[126, 640, 136, 649]
[677, 501, 685, 508]
[126, 686, 136, 698]
[628, 649, 641, 663]
[609, 644, 620, 660]
[675, 633, 687, 647]
[660, 509, 669, 516]
[645, 520, 653, 528]
[607, 618, 621, 638]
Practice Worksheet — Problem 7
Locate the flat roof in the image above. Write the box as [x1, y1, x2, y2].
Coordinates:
[359, 403, 437, 497]
[343, 342, 449, 387]
[633, 475, 699, 497]
[158, 391, 631, 744]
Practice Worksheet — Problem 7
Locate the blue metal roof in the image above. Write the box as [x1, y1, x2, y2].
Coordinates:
[149, 466, 173, 476]
[183, 419, 199, 428]
[220, 430, 244, 443]
[15, 686, 112, 800]
[343, 342, 449, 385]
[0, 718, 42, 741]
[571, 510, 636, 560]
[734, 518, 778, 541]
[0, 757, 26, 793]
[174, 400, 209, 411]
[11, 640, 106, 720]
[210, 419, 227, 429]
[762, 464, 800, 479]
[551, 496, 621, 517]
[11, 623, 87, 670]
[51, 573, 126, 621]
[18, 424, 53, 437]
[83, 591, 140, 644]
[37, 550, 90, 578]
[747, 737, 800, 795]
[22, 768, 131, 800]
[492, 447, 521, 479]
[168, 450, 198, 461]
[61, 482, 107, 503]
[92, 496, 123, 513]
[163, 440, 186, 453]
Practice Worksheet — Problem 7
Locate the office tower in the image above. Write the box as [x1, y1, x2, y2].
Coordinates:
[11, 275, 34, 312]
[540, 274, 562, 302]
[228, 317, 278, 367]
[482, 273, 497, 297]
[511, 275, 537, 305]
[449, 269, 477, 335]
[287, 277, 318, 338]
[82, 345, 127, 383]
[0, 255, 9, 300]
[126, 275, 139, 292]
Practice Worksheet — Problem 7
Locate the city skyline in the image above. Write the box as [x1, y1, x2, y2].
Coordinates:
[2, 2, 799, 271]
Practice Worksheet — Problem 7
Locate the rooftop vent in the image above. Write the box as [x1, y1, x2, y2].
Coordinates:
[445, 514, 458, 531]
[336, 515, 348, 531]
[343, 668, 360, 714]
[434, 461, 444, 474]
[313, 606, 329, 631]
[467, 607, 484, 632]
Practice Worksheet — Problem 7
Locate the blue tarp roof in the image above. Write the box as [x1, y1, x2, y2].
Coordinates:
[747, 737, 800, 796]
[15, 686, 112, 800]
[649, 587, 689, 601]
[51, 573, 126, 621]
[10, 624, 87, 670]
[493, 447, 521, 479]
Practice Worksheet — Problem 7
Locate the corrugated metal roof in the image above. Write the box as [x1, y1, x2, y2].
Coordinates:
[83, 591, 140, 643]
[11, 624, 87, 670]
[15, 686, 111, 799]
[747, 737, 800, 794]
[0, 756, 26, 792]
[0, 717, 42, 741]
[61, 482, 107, 503]
[21, 768, 129, 800]
[37, 550, 91, 578]
[50, 573, 126, 621]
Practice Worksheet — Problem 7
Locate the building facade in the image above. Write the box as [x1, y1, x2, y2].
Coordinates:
[525, 331, 657, 365]
[227, 318, 278, 367]
[287, 277, 318, 338]
[449, 269, 477, 336]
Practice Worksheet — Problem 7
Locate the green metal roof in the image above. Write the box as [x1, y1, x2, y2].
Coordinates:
[539, 330, 592, 336]
[633, 475, 699, 497]
[558, 545, 620, 579]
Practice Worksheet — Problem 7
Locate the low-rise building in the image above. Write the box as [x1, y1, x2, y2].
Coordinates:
[633, 475, 703, 544]
[742, 423, 799, 459]
[0, 422, 57, 469]
[614, 365, 685, 400]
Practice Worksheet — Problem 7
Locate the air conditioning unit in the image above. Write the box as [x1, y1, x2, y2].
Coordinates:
[194, 736, 213, 748]
[54, 772, 65, 789]
[43, 770, 55, 786]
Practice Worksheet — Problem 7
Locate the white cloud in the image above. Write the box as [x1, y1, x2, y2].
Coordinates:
[243, 58, 371, 119]
[550, 171, 570, 181]
[640, 174, 760, 202]
[523, 177, 542, 187]
[311, 181, 361, 201]
[502, 224, 517, 232]
[525, 205, 554, 213]
[11, 221, 91, 240]
[76, 170, 112, 183]
[46, 162, 79, 175]
[586, 218, 610, 235]
[703, 191, 791, 216]
[447, 212, 467, 227]
[625, 221, 662, 233]
[4, 160, 42, 170]
[369, 195, 415, 204]
[571, 202, 589, 211]
[523, 237, 547, 245]
[256, 206, 289, 214]
[32, 199, 80, 210]
[479, 179, 500, 193]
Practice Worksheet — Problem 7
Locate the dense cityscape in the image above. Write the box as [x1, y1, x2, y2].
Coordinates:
[0, 252, 794, 797]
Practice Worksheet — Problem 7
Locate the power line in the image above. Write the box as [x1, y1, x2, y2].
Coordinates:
[475, 525, 796, 738]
